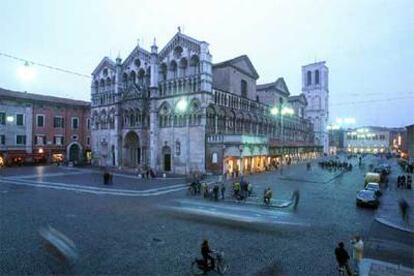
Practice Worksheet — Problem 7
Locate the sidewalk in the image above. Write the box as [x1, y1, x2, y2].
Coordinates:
[360, 258, 414, 276]
[375, 161, 414, 233]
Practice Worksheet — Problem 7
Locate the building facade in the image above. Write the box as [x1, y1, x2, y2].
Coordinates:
[302, 62, 329, 153]
[343, 126, 407, 154]
[90, 32, 321, 175]
[406, 124, 414, 161]
[0, 88, 90, 166]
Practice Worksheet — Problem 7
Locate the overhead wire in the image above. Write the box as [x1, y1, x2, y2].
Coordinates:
[1, 51, 413, 107]
[0, 52, 91, 79]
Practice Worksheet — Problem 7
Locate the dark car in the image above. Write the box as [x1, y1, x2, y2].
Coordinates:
[356, 189, 379, 208]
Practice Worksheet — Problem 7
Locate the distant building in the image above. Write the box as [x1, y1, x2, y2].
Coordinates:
[343, 126, 406, 154]
[90, 31, 321, 175]
[328, 128, 346, 154]
[302, 62, 329, 153]
[405, 124, 414, 161]
[0, 88, 90, 166]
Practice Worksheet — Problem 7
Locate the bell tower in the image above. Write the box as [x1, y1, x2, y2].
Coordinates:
[302, 61, 329, 153]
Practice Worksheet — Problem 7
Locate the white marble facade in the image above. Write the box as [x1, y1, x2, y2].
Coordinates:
[90, 32, 212, 174]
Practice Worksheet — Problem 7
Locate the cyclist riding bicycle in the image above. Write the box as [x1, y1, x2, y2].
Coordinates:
[201, 240, 215, 270]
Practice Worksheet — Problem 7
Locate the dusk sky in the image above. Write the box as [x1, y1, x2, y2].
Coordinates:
[0, 0, 413, 128]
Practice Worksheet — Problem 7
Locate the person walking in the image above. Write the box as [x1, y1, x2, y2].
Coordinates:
[220, 183, 226, 200]
[399, 198, 409, 222]
[351, 236, 364, 275]
[335, 242, 353, 276]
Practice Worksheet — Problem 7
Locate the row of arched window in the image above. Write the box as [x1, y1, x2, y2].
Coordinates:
[159, 77, 200, 96]
[306, 70, 320, 86]
[205, 105, 309, 141]
[159, 54, 200, 81]
[91, 109, 115, 130]
[213, 90, 265, 113]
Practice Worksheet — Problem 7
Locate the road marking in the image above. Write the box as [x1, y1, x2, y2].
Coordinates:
[0, 178, 188, 197]
[4, 171, 88, 179]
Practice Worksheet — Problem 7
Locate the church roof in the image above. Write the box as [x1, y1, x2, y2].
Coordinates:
[91, 57, 115, 76]
[257, 77, 290, 96]
[213, 55, 259, 79]
[159, 31, 205, 60]
[288, 94, 307, 105]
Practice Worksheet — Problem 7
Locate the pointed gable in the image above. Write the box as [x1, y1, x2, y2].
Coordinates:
[91, 57, 115, 76]
[122, 46, 151, 68]
[275, 77, 290, 96]
[213, 55, 259, 79]
[159, 32, 202, 60]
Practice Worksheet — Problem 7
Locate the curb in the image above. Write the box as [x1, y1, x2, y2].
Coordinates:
[360, 258, 414, 276]
[375, 217, 414, 234]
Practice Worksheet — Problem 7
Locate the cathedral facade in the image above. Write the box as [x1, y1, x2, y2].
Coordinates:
[90, 31, 322, 175]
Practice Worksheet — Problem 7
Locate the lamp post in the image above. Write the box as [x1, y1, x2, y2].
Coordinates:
[238, 144, 243, 177]
[271, 105, 294, 164]
[175, 97, 188, 175]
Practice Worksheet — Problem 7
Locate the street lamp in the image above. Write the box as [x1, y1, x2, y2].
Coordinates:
[271, 104, 294, 164]
[173, 97, 188, 174]
[18, 61, 36, 82]
[238, 144, 243, 177]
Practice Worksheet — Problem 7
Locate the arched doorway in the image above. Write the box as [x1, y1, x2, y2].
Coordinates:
[68, 143, 81, 162]
[123, 131, 140, 167]
[162, 146, 171, 172]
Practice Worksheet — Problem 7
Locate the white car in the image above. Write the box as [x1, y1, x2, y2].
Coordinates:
[356, 189, 379, 208]
[365, 182, 382, 196]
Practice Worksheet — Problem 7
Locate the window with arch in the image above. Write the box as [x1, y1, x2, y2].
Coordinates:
[241, 80, 247, 98]
[315, 70, 320, 85]
[175, 140, 181, 156]
[211, 152, 218, 164]
[307, 71, 312, 86]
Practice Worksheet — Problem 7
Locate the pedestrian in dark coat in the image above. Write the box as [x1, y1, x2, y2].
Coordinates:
[335, 242, 352, 276]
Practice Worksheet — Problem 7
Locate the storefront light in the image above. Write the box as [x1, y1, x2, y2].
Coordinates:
[38, 148, 44, 154]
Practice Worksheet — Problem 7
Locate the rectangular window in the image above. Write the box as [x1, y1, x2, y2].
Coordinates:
[53, 136, 64, 145]
[87, 118, 90, 129]
[72, 117, 79, 129]
[0, 112, 5, 125]
[241, 80, 247, 98]
[16, 135, 26, 145]
[87, 136, 90, 145]
[53, 116, 64, 128]
[0, 135, 5, 145]
[36, 115, 45, 127]
[35, 135, 46, 145]
[72, 135, 78, 140]
[16, 114, 24, 126]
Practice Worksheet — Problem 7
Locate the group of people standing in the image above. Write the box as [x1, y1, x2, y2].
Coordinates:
[319, 160, 353, 172]
[396, 174, 412, 189]
[335, 236, 364, 275]
[232, 178, 253, 201]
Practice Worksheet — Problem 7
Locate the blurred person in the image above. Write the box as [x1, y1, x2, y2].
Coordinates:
[351, 235, 364, 275]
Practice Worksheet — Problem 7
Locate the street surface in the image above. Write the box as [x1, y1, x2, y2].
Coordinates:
[0, 156, 412, 275]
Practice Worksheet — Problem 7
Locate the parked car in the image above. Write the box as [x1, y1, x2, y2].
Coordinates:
[365, 182, 382, 196]
[356, 189, 379, 208]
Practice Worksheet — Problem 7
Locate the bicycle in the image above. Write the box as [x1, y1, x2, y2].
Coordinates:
[191, 250, 229, 275]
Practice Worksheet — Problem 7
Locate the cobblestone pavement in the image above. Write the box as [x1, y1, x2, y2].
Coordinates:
[363, 157, 414, 269]
[0, 157, 396, 275]
[375, 159, 414, 232]
[360, 258, 414, 276]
